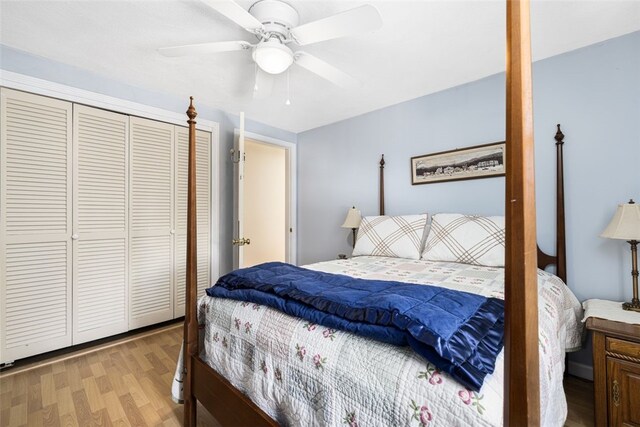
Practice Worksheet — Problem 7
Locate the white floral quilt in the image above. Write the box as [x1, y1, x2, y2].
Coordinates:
[172, 256, 583, 426]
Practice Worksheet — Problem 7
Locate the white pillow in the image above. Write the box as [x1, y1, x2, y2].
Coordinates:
[421, 213, 505, 267]
[353, 214, 428, 260]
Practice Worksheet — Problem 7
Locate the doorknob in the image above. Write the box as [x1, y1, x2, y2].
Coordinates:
[232, 238, 251, 246]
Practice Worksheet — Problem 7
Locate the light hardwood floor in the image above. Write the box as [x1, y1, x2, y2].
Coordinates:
[565, 374, 595, 427]
[0, 324, 219, 427]
[0, 324, 594, 426]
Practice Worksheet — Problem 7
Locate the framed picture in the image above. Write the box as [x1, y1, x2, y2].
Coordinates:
[410, 141, 506, 185]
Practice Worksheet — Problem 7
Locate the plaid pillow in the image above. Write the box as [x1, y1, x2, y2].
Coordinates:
[421, 213, 505, 267]
[353, 214, 428, 260]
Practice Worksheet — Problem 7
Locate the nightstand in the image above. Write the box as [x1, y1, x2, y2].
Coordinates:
[584, 300, 640, 427]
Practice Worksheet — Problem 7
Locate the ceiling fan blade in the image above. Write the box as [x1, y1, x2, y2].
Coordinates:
[201, 0, 264, 33]
[253, 68, 275, 100]
[290, 4, 382, 46]
[294, 52, 360, 89]
[158, 41, 251, 57]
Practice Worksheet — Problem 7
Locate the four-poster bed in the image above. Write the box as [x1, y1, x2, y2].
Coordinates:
[179, 1, 579, 425]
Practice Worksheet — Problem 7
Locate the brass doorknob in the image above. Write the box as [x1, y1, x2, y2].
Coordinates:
[232, 238, 251, 246]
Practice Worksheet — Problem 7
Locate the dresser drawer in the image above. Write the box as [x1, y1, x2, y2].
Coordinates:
[606, 336, 640, 360]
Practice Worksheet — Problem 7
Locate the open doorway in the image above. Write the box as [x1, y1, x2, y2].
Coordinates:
[233, 132, 296, 269]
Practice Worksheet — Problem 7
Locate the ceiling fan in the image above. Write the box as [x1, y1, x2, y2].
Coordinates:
[158, 0, 383, 90]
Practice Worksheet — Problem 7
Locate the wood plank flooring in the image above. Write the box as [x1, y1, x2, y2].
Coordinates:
[1, 324, 594, 426]
[565, 375, 595, 427]
[0, 324, 219, 427]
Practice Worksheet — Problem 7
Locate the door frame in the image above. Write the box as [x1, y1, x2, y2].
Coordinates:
[233, 129, 297, 268]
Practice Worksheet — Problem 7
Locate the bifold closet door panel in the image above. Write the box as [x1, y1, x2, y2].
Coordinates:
[0, 88, 73, 363]
[129, 117, 174, 329]
[174, 128, 211, 318]
[72, 105, 129, 344]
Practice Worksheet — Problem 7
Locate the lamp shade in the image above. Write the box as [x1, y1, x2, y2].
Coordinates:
[601, 201, 640, 240]
[341, 207, 362, 229]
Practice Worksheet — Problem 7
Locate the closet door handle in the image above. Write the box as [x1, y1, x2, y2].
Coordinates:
[170, 229, 175, 235]
[71, 234, 79, 240]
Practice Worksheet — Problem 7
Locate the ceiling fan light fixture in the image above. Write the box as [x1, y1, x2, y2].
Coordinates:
[253, 40, 293, 74]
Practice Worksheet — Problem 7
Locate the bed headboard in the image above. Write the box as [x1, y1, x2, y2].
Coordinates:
[378, 124, 567, 283]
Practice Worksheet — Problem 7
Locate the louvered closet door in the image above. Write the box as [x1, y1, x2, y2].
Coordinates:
[174, 128, 211, 318]
[129, 117, 174, 329]
[72, 105, 128, 344]
[0, 89, 72, 363]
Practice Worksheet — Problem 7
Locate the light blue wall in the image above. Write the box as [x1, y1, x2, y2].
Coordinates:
[297, 31, 640, 369]
[0, 44, 297, 275]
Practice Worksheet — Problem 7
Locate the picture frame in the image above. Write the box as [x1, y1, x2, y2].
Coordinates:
[410, 141, 506, 185]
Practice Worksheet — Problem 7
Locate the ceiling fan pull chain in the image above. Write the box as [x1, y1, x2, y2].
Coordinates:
[254, 62, 259, 92]
[285, 68, 291, 106]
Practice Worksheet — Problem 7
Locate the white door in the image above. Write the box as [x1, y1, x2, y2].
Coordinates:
[72, 105, 129, 344]
[233, 127, 293, 269]
[242, 139, 287, 267]
[129, 117, 174, 329]
[0, 89, 73, 362]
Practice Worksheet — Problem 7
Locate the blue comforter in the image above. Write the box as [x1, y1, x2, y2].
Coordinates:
[207, 262, 504, 391]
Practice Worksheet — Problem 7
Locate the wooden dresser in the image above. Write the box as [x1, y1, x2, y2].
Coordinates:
[586, 316, 640, 426]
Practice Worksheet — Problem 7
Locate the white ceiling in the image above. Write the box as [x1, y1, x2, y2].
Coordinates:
[1, 0, 639, 133]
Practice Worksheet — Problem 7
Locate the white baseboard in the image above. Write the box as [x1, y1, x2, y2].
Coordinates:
[567, 361, 593, 381]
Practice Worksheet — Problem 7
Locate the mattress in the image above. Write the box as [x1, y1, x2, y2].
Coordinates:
[173, 256, 583, 426]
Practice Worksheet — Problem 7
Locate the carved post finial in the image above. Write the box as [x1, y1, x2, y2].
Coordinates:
[555, 124, 564, 145]
[187, 96, 198, 121]
[380, 154, 385, 167]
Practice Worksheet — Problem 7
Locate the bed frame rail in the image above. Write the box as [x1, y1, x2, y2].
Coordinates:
[193, 358, 278, 426]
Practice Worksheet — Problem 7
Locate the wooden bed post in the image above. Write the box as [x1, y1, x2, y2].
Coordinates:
[555, 124, 567, 283]
[379, 154, 385, 215]
[184, 97, 199, 427]
[504, 0, 540, 425]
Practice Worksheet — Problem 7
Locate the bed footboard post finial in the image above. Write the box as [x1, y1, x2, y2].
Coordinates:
[187, 96, 197, 120]
[184, 96, 198, 427]
[379, 154, 385, 216]
[555, 124, 567, 284]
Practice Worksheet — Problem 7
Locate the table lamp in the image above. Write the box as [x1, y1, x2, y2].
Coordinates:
[341, 207, 361, 249]
[601, 199, 640, 312]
